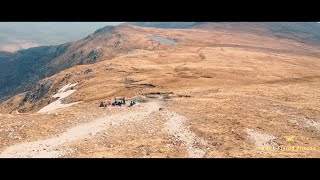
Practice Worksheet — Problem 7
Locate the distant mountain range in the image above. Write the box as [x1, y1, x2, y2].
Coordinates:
[0, 22, 123, 52]
[0, 25, 144, 101]
[1, 22, 320, 103]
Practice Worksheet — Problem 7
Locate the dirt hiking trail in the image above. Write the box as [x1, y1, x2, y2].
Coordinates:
[0, 101, 161, 158]
[0, 100, 206, 158]
[161, 110, 207, 158]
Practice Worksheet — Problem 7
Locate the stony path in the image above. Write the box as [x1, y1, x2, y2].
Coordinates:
[0, 102, 160, 158]
[160, 111, 206, 158]
[0, 99, 207, 158]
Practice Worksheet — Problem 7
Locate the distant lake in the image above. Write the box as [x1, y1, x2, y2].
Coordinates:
[148, 36, 177, 45]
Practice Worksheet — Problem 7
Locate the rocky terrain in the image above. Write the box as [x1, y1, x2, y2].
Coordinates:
[0, 22, 320, 158]
[0, 25, 149, 102]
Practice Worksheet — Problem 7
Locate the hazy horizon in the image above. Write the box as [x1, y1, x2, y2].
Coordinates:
[0, 22, 124, 52]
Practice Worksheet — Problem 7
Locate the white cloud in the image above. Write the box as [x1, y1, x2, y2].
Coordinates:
[0, 22, 125, 51]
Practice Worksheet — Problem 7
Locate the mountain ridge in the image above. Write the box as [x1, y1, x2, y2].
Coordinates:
[1, 22, 320, 105]
[129, 22, 320, 45]
[1, 23, 320, 158]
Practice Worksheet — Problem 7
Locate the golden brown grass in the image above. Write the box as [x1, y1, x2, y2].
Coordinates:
[1, 25, 320, 157]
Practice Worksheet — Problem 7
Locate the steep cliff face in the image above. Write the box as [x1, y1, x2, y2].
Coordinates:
[0, 25, 144, 102]
[0, 44, 70, 101]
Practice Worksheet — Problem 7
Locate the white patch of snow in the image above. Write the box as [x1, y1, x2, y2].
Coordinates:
[38, 83, 81, 114]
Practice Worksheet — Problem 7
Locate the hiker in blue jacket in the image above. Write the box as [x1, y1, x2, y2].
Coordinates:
[129, 100, 136, 107]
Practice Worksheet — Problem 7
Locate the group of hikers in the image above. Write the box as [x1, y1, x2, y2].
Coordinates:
[100, 97, 136, 108]
[113, 97, 126, 106]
